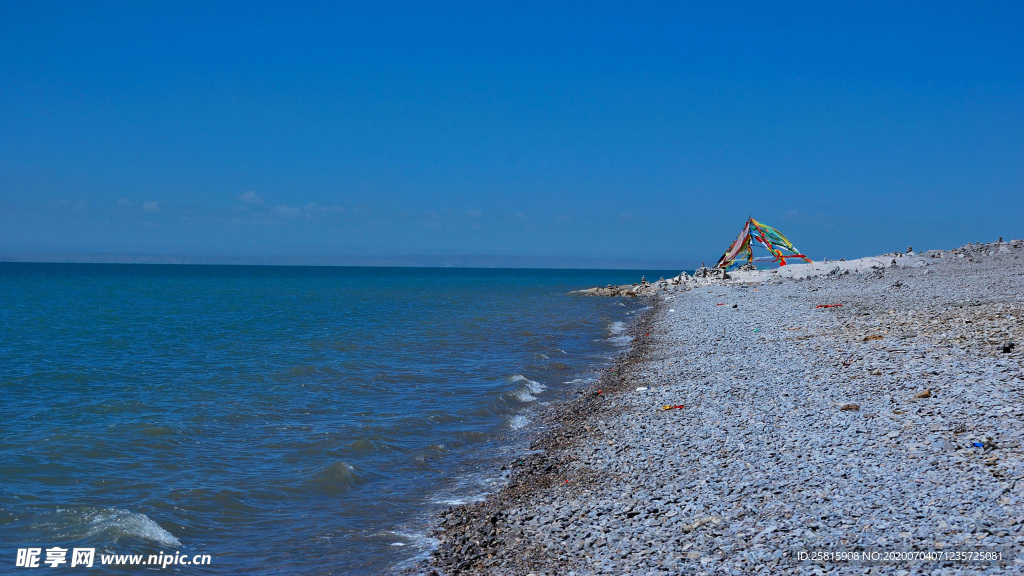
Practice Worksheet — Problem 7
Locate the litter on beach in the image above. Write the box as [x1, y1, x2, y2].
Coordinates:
[815, 304, 843, 308]
[661, 404, 685, 410]
[635, 387, 648, 391]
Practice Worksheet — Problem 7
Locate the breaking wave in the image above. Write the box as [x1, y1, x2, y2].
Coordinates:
[32, 507, 180, 547]
[307, 461, 374, 495]
[507, 374, 545, 403]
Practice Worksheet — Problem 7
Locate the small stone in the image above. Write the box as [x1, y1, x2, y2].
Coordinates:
[840, 404, 860, 411]
[914, 389, 932, 399]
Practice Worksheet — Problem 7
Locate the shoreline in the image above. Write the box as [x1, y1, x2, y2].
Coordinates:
[414, 301, 664, 574]
[413, 240, 1024, 575]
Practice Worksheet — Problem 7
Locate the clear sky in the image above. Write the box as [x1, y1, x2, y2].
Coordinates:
[1, 2, 1021, 267]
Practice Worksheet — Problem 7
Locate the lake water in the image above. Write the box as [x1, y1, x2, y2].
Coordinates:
[0, 263, 675, 574]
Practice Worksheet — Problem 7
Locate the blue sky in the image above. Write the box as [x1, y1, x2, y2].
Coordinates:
[1, 2, 1021, 267]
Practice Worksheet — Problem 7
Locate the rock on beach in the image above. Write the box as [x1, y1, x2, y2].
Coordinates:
[416, 239, 1024, 576]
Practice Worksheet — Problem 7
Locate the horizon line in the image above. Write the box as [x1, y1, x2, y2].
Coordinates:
[0, 251, 695, 271]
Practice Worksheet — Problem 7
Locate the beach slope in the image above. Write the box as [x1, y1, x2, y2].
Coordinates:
[420, 240, 1024, 575]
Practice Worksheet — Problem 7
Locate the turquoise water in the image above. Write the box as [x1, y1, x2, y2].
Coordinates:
[0, 263, 672, 574]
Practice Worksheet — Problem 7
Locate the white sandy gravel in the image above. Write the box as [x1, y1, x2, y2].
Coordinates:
[424, 240, 1024, 576]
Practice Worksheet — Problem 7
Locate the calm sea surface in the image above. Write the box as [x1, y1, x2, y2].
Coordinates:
[0, 263, 674, 574]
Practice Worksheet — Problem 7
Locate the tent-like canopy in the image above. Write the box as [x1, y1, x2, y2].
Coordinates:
[715, 218, 812, 270]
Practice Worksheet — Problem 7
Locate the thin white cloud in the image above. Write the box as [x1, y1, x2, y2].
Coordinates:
[272, 204, 300, 218]
[143, 201, 161, 213]
[305, 203, 348, 216]
[238, 191, 265, 205]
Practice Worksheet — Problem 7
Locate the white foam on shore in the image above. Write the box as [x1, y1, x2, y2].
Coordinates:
[429, 476, 494, 507]
[509, 415, 530, 429]
[432, 497, 468, 506]
[381, 531, 439, 571]
[606, 320, 633, 345]
[382, 530, 437, 548]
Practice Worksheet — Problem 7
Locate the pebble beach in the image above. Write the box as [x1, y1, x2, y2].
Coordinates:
[417, 240, 1024, 575]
